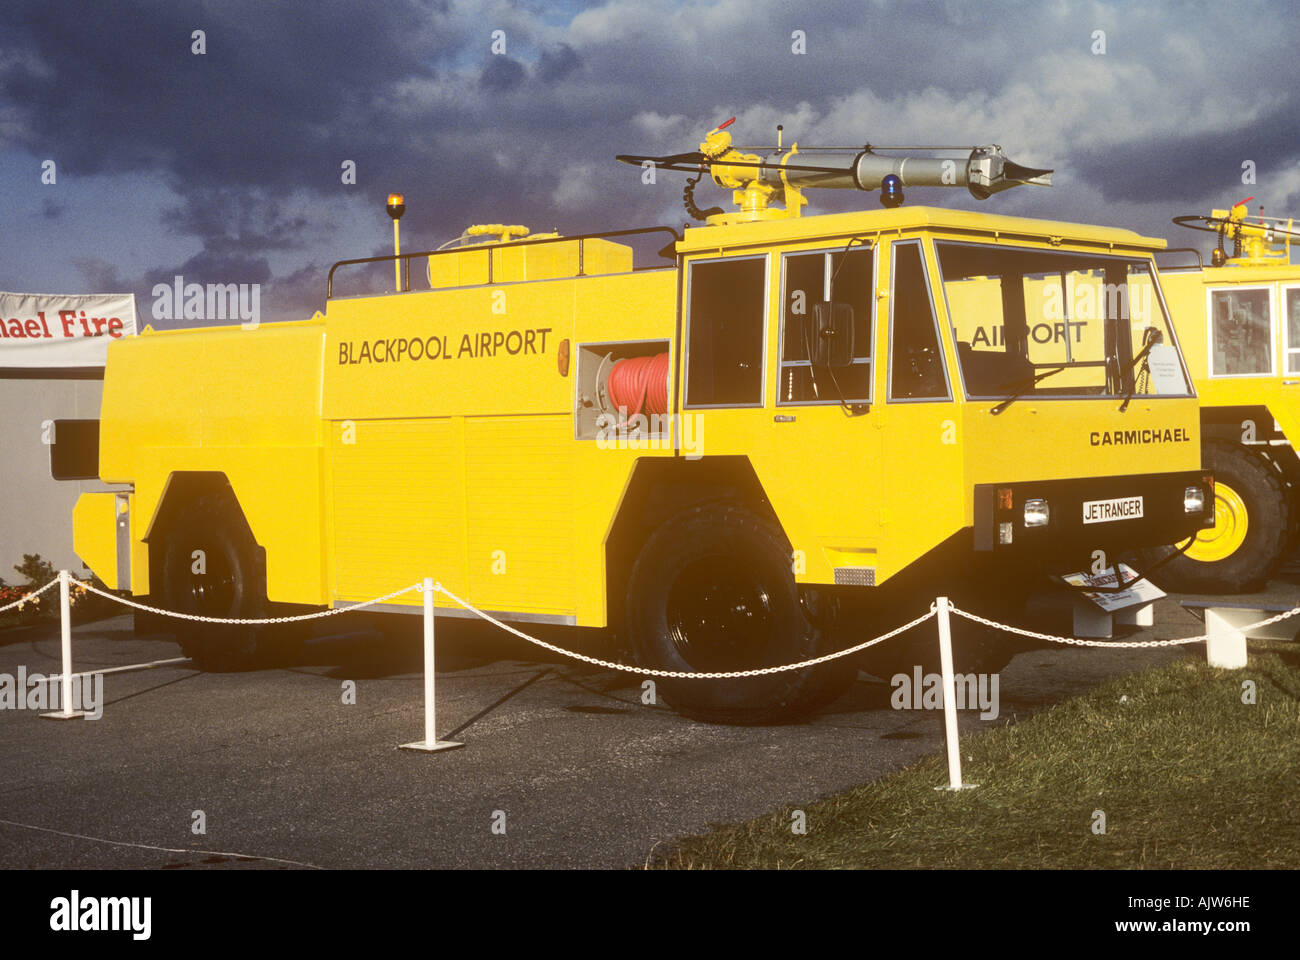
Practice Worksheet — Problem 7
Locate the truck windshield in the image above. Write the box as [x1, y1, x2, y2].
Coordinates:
[935, 241, 1192, 401]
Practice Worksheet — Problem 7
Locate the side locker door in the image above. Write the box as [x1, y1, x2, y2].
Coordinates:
[753, 243, 883, 587]
[875, 237, 964, 580]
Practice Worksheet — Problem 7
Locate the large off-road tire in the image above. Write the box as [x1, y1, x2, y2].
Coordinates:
[161, 494, 298, 671]
[625, 502, 855, 725]
[791, 585, 861, 711]
[1141, 440, 1291, 594]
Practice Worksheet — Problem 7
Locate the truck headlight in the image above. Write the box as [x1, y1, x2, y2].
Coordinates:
[1184, 485, 1205, 514]
[1023, 498, 1050, 528]
[998, 521, 1014, 545]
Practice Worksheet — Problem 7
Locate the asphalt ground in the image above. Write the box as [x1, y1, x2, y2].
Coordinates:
[1, 574, 1296, 870]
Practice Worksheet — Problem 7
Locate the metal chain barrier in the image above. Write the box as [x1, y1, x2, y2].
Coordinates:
[33, 569, 1300, 767]
[430, 581, 936, 678]
[0, 577, 60, 614]
[70, 577, 421, 624]
[54, 573, 1300, 671]
[947, 600, 1300, 648]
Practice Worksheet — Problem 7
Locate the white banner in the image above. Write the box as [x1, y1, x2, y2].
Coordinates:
[0, 291, 137, 370]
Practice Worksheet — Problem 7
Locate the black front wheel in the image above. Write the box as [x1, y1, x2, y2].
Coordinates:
[625, 502, 854, 724]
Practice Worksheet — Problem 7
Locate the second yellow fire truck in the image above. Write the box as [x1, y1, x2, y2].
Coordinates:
[1142, 200, 1300, 592]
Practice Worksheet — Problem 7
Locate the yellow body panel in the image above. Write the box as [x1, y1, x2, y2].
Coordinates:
[83, 320, 328, 600]
[320, 267, 676, 618]
[73, 492, 120, 588]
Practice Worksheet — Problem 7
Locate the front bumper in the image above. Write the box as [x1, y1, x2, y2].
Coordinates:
[974, 471, 1213, 568]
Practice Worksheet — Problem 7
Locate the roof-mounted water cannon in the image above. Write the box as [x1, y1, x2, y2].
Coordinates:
[617, 118, 1053, 225]
[1174, 197, 1300, 267]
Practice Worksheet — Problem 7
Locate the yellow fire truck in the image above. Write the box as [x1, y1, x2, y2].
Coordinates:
[60, 121, 1213, 722]
[1140, 200, 1300, 592]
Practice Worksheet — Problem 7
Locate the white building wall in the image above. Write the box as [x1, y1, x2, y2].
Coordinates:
[0, 378, 104, 582]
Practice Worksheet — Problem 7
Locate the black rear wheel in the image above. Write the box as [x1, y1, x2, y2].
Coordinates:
[626, 502, 854, 724]
[161, 493, 299, 670]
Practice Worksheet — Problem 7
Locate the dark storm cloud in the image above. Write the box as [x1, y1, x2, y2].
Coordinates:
[481, 56, 527, 91]
[1075, 97, 1300, 206]
[71, 257, 125, 292]
[159, 189, 312, 255]
[6, 0, 1300, 323]
[0, 0, 456, 188]
[143, 249, 272, 292]
[537, 43, 581, 82]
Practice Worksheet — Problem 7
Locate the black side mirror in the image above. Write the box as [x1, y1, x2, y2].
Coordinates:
[809, 302, 855, 368]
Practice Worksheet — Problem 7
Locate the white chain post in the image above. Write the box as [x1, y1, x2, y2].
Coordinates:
[935, 596, 976, 791]
[41, 570, 88, 720]
[400, 577, 463, 754]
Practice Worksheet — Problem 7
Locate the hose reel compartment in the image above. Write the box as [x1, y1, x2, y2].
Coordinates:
[574, 340, 671, 441]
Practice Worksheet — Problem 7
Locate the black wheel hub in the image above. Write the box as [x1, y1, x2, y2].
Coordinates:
[182, 542, 236, 616]
[665, 556, 780, 671]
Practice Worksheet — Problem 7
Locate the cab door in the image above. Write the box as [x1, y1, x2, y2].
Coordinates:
[873, 237, 964, 580]
[747, 242, 883, 586]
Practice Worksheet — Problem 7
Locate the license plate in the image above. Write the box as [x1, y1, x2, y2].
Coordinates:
[1082, 496, 1143, 524]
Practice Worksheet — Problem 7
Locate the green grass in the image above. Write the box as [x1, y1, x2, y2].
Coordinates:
[652, 644, 1300, 869]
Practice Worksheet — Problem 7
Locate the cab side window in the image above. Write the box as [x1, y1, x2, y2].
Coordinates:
[685, 256, 767, 407]
[1209, 288, 1272, 376]
[778, 246, 873, 404]
[889, 242, 949, 400]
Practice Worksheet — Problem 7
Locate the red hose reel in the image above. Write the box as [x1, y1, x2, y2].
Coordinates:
[606, 352, 669, 419]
